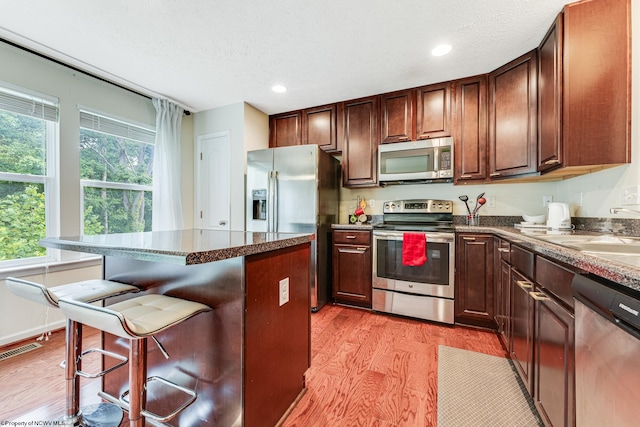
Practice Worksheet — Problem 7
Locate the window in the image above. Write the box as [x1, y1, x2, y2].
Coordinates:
[79, 110, 155, 235]
[0, 83, 59, 266]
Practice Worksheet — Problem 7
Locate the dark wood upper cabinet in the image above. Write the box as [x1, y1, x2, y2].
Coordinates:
[416, 82, 452, 139]
[488, 50, 538, 179]
[380, 89, 414, 144]
[269, 111, 301, 148]
[302, 104, 338, 152]
[453, 75, 488, 183]
[538, 13, 563, 172]
[267, 0, 630, 184]
[562, 0, 630, 167]
[339, 96, 379, 187]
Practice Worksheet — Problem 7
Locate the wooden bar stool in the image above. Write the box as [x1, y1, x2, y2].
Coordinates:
[5, 277, 139, 426]
[58, 294, 211, 427]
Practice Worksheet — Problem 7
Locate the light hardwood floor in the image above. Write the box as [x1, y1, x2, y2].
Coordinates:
[0, 304, 505, 426]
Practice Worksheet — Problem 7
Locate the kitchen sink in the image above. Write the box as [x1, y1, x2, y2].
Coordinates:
[567, 242, 640, 255]
[533, 234, 640, 256]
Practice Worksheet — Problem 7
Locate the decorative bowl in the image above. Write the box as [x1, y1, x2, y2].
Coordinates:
[522, 214, 546, 224]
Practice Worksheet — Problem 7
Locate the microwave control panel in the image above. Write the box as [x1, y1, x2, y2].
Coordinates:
[438, 148, 453, 178]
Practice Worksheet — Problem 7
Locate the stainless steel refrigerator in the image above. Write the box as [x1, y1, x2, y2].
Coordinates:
[246, 144, 340, 312]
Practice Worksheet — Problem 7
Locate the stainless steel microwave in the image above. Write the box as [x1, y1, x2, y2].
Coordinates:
[378, 137, 453, 185]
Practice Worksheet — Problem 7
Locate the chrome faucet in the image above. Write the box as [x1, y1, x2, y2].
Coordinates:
[610, 207, 640, 216]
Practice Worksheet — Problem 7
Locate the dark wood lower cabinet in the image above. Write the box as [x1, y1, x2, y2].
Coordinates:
[534, 287, 575, 427]
[494, 237, 511, 351]
[455, 234, 496, 328]
[496, 259, 511, 350]
[332, 230, 372, 308]
[510, 268, 535, 395]
[457, 233, 580, 427]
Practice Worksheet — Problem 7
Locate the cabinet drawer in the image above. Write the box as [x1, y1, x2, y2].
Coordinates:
[511, 245, 534, 279]
[535, 256, 575, 309]
[333, 230, 371, 245]
[497, 239, 511, 262]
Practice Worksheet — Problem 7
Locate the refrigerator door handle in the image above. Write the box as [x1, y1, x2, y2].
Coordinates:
[273, 170, 279, 232]
[267, 170, 273, 232]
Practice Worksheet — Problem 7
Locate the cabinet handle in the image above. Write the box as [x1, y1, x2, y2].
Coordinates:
[544, 159, 560, 165]
[341, 248, 366, 254]
[489, 172, 501, 177]
[516, 280, 532, 290]
[460, 175, 472, 179]
[498, 248, 510, 253]
[529, 291, 550, 301]
[345, 235, 356, 239]
[463, 237, 476, 241]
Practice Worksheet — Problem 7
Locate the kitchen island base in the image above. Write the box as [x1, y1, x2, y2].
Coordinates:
[100, 243, 311, 427]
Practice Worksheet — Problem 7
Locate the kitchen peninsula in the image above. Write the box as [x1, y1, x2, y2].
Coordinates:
[40, 229, 314, 427]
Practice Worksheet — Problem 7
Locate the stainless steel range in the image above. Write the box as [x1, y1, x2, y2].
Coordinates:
[372, 199, 455, 324]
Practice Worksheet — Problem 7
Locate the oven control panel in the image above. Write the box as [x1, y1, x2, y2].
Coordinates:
[383, 199, 452, 214]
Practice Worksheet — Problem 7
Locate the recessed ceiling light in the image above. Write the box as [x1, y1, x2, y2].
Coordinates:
[272, 84, 287, 93]
[431, 44, 452, 57]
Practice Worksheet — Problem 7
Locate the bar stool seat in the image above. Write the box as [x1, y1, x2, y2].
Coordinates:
[58, 294, 211, 426]
[5, 277, 139, 426]
[6, 277, 138, 307]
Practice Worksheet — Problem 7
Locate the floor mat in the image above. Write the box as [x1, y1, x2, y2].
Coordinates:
[437, 345, 543, 427]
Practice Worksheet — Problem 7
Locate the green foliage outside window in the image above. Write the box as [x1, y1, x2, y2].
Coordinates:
[0, 184, 46, 260]
[0, 111, 47, 261]
[0, 110, 154, 262]
[80, 129, 154, 235]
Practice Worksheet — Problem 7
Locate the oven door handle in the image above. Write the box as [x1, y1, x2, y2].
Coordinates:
[373, 230, 454, 243]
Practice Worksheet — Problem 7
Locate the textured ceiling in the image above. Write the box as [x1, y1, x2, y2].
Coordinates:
[0, 0, 568, 115]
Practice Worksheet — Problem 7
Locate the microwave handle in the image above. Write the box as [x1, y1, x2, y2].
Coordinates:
[434, 146, 439, 171]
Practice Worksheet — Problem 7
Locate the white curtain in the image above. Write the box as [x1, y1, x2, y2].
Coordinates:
[152, 98, 184, 231]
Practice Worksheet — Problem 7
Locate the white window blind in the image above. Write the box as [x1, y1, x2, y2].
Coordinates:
[0, 83, 58, 122]
[79, 110, 155, 144]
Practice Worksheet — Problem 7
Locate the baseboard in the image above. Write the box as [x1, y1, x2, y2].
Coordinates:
[0, 320, 65, 348]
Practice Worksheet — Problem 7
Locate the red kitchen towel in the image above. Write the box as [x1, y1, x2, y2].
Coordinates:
[402, 233, 427, 266]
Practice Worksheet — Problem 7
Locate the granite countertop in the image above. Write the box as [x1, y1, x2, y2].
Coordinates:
[40, 229, 313, 265]
[332, 223, 375, 230]
[457, 225, 640, 293]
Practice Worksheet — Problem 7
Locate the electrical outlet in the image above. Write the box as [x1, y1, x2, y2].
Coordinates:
[279, 277, 289, 306]
[486, 196, 496, 208]
[622, 186, 640, 205]
[575, 192, 583, 207]
[369, 199, 375, 208]
[543, 195, 553, 207]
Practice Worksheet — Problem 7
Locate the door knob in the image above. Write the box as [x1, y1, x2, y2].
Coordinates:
[219, 220, 227, 226]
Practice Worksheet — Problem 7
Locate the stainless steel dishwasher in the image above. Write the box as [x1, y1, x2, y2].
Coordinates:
[572, 274, 640, 427]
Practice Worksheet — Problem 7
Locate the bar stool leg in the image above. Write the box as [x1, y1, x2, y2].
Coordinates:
[129, 338, 147, 427]
[63, 318, 82, 426]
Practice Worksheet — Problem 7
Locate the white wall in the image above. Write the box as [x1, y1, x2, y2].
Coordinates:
[340, 181, 557, 223]
[193, 102, 268, 231]
[244, 103, 269, 171]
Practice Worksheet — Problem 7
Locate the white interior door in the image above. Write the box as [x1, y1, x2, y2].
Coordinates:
[195, 131, 230, 230]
